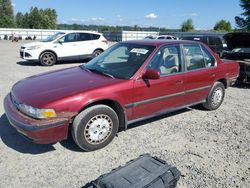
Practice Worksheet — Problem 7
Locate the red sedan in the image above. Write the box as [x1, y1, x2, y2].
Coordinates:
[4, 40, 239, 151]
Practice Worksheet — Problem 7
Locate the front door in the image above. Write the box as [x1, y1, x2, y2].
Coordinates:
[131, 45, 187, 120]
[55, 33, 80, 59]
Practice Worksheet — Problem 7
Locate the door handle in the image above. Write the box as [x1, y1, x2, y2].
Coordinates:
[176, 80, 183, 84]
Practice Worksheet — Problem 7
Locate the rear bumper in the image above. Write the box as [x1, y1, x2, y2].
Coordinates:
[4, 94, 71, 144]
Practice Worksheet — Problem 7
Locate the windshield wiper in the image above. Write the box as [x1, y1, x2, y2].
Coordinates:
[80, 65, 91, 72]
[88, 68, 115, 79]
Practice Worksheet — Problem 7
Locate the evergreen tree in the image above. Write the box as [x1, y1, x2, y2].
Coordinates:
[0, 0, 16, 27]
[235, 0, 250, 31]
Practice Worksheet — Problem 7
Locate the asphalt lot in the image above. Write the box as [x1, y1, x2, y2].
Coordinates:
[0, 40, 249, 188]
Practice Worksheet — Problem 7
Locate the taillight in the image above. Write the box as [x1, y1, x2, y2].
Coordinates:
[102, 40, 108, 44]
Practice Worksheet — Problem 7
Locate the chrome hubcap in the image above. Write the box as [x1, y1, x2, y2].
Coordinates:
[84, 114, 113, 144]
[211, 88, 223, 106]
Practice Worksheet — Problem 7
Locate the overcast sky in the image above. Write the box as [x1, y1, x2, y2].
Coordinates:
[12, 0, 242, 29]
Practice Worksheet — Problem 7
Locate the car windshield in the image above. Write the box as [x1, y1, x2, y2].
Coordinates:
[83, 43, 155, 79]
[41, 32, 65, 42]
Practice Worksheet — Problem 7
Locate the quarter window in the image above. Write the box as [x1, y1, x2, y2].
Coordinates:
[91, 34, 100, 40]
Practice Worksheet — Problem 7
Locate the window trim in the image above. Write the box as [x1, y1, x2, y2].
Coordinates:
[146, 44, 184, 78]
[182, 43, 217, 73]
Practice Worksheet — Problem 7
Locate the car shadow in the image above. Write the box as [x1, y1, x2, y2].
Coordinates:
[16, 59, 90, 67]
[16, 60, 40, 66]
[232, 82, 250, 89]
[59, 131, 84, 152]
[0, 114, 56, 154]
[126, 108, 190, 130]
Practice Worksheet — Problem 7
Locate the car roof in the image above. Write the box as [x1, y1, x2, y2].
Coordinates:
[63, 31, 102, 35]
[121, 39, 202, 47]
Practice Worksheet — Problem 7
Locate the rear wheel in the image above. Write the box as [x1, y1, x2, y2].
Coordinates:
[72, 105, 119, 151]
[40, 51, 56, 66]
[92, 49, 103, 58]
[203, 82, 225, 110]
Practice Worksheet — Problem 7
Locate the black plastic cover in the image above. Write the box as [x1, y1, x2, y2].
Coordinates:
[84, 154, 181, 188]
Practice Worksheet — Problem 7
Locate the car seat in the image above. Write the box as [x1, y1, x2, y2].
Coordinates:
[159, 48, 179, 75]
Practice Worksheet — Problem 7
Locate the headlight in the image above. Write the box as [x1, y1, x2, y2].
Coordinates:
[19, 103, 56, 119]
[26, 45, 42, 50]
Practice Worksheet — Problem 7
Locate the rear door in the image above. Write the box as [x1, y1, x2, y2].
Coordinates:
[131, 45, 187, 120]
[182, 43, 217, 104]
[77, 33, 95, 57]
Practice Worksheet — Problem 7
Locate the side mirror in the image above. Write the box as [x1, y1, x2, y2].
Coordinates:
[57, 39, 64, 44]
[142, 69, 160, 80]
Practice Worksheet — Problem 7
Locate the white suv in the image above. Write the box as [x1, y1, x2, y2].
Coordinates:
[20, 31, 108, 66]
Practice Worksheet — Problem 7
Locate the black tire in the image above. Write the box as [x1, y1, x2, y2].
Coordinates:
[203, 82, 225, 110]
[92, 49, 103, 58]
[40, 51, 56, 66]
[72, 105, 119, 151]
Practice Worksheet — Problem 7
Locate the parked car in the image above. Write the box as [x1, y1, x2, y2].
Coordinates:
[155, 35, 178, 40]
[223, 32, 250, 83]
[181, 35, 224, 57]
[4, 40, 239, 151]
[145, 35, 178, 40]
[20, 31, 108, 66]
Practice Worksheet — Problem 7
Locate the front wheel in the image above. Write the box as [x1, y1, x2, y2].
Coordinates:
[72, 105, 119, 151]
[40, 51, 56, 66]
[203, 82, 225, 110]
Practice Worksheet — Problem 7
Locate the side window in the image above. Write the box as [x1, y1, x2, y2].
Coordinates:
[60, 33, 78, 43]
[183, 44, 206, 71]
[209, 37, 216, 46]
[147, 45, 181, 76]
[79, 33, 92, 41]
[201, 45, 217, 67]
[157, 36, 165, 39]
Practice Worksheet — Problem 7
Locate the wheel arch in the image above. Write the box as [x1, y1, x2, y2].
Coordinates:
[39, 50, 58, 61]
[75, 99, 127, 132]
[217, 78, 227, 88]
[93, 48, 104, 53]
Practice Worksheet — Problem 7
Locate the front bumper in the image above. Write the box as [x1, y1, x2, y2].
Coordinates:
[19, 48, 39, 60]
[4, 94, 71, 144]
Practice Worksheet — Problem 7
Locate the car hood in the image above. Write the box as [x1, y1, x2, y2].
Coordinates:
[223, 32, 250, 50]
[11, 66, 123, 108]
[22, 41, 45, 48]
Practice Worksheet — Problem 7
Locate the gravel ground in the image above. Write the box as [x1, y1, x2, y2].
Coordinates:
[0, 40, 249, 188]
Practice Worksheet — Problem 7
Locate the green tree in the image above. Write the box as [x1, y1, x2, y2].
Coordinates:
[181, 19, 194, 32]
[0, 0, 16, 27]
[15, 12, 24, 28]
[41, 8, 57, 29]
[15, 7, 57, 29]
[235, 0, 250, 31]
[28, 7, 42, 28]
[214, 19, 232, 31]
